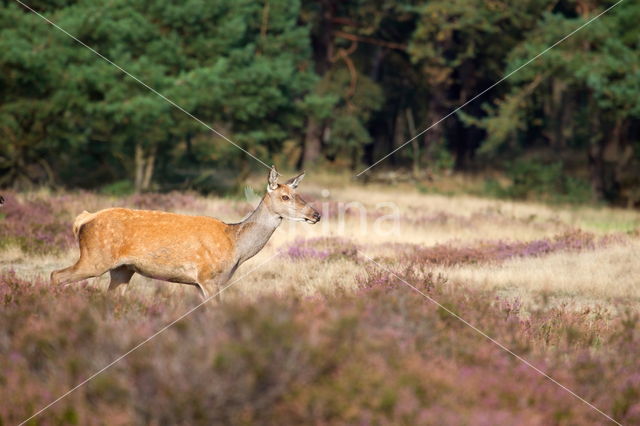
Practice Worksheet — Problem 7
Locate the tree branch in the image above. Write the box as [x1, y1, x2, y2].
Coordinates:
[333, 30, 406, 51]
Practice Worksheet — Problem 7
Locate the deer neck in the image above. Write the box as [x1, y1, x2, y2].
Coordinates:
[232, 197, 282, 263]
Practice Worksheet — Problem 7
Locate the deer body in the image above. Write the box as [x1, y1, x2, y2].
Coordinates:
[50, 167, 319, 299]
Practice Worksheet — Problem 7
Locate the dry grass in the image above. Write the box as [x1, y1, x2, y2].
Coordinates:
[260, 180, 638, 307]
[2, 176, 639, 307]
[231, 257, 362, 300]
[438, 241, 640, 304]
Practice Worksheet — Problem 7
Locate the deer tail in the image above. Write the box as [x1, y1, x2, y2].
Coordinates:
[73, 211, 98, 239]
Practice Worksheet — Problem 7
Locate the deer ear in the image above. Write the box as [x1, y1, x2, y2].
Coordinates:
[285, 172, 305, 189]
[267, 165, 279, 192]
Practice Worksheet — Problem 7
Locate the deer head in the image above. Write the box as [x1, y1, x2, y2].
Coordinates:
[264, 166, 320, 224]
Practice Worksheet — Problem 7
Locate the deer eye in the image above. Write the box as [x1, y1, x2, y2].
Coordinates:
[281, 195, 290, 201]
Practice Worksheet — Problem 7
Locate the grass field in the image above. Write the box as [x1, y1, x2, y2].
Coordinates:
[1, 177, 640, 424]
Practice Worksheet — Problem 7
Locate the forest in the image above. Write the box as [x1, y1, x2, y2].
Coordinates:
[3, 2, 640, 424]
[1, 0, 639, 205]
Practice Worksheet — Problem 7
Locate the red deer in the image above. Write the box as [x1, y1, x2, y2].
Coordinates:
[51, 166, 320, 299]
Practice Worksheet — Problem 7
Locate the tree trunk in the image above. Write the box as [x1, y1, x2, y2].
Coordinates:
[423, 89, 447, 169]
[454, 60, 480, 170]
[312, 0, 335, 75]
[392, 109, 406, 167]
[587, 111, 612, 203]
[301, 0, 335, 168]
[134, 143, 156, 193]
[302, 118, 323, 167]
[142, 146, 156, 191]
[134, 143, 144, 192]
[185, 132, 196, 163]
[405, 108, 419, 178]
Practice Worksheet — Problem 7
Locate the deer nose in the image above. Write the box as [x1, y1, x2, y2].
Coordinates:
[313, 211, 321, 222]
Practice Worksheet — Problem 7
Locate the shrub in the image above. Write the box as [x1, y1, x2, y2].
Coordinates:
[100, 180, 135, 197]
[387, 230, 617, 267]
[1, 267, 638, 425]
[0, 192, 75, 254]
[483, 158, 593, 204]
[281, 237, 359, 262]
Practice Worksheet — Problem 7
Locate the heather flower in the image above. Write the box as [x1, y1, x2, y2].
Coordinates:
[280, 237, 359, 261]
[388, 230, 623, 267]
[0, 192, 75, 254]
[1, 267, 638, 425]
[283, 245, 330, 261]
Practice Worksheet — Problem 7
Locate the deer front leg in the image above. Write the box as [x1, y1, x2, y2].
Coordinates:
[200, 265, 238, 303]
[201, 278, 225, 303]
[195, 259, 240, 304]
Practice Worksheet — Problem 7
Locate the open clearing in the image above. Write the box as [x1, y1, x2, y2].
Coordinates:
[6, 179, 639, 306]
[1, 180, 639, 424]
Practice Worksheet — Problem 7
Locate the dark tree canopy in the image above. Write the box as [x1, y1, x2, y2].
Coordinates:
[1, 0, 639, 205]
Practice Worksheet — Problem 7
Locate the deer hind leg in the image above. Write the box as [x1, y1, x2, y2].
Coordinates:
[50, 255, 111, 286]
[108, 266, 135, 293]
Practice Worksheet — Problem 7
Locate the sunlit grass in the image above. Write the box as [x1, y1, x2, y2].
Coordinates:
[2, 175, 639, 307]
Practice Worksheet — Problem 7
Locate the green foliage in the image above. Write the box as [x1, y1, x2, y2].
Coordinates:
[473, 2, 640, 205]
[321, 70, 384, 163]
[432, 142, 455, 172]
[307, 59, 384, 167]
[483, 158, 592, 204]
[0, 0, 315, 190]
[506, 159, 564, 199]
[100, 180, 134, 197]
[562, 177, 593, 205]
[2, 0, 640, 205]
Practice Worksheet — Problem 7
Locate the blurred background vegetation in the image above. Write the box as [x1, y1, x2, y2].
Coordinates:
[1, 0, 639, 206]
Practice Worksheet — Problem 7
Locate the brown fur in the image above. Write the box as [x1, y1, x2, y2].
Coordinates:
[72, 210, 100, 238]
[50, 167, 320, 300]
